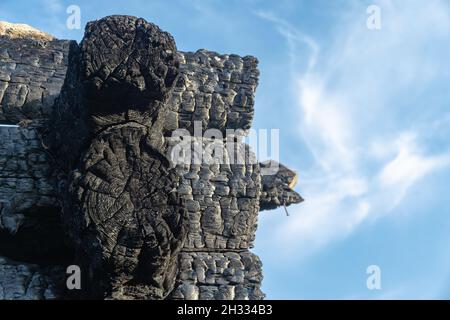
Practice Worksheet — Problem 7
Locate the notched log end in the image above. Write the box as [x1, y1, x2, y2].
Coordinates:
[259, 160, 304, 212]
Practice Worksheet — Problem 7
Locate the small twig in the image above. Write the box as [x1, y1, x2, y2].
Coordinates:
[283, 203, 290, 217]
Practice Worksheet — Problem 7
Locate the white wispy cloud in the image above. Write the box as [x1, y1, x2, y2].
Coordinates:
[255, 10, 319, 73]
[376, 132, 450, 209]
[43, 0, 64, 14]
[257, 0, 450, 258]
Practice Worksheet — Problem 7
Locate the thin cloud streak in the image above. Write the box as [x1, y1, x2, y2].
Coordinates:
[257, 0, 450, 259]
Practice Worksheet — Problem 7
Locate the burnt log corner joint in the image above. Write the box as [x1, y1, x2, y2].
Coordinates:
[0, 15, 303, 300]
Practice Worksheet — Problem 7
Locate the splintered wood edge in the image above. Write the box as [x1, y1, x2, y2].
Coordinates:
[288, 172, 298, 189]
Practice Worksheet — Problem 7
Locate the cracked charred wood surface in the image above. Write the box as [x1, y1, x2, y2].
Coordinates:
[0, 36, 72, 234]
[48, 16, 187, 299]
[0, 35, 74, 299]
[0, 15, 303, 300]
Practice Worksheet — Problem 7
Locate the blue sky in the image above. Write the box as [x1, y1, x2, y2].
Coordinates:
[2, 0, 450, 299]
